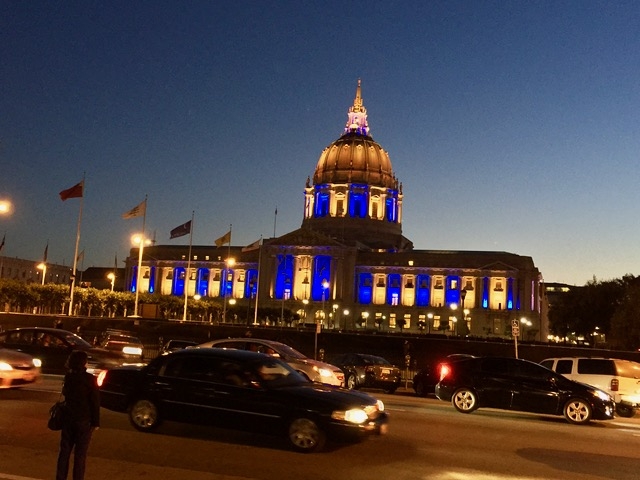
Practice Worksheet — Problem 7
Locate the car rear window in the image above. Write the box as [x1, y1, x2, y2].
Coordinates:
[577, 359, 616, 376]
[613, 360, 640, 379]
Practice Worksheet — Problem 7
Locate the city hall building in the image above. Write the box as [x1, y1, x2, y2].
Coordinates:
[125, 81, 546, 340]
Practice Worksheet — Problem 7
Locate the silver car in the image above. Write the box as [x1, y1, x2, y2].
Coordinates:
[196, 338, 344, 387]
[0, 347, 42, 389]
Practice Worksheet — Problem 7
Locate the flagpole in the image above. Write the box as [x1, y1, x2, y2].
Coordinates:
[222, 224, 232, 323]
[133, 195, 148, 317]
[253, 236, 262, 325]
[67, 175, 85, 316]
[182, 211, 195, 322]
[273, 207, 277, 238]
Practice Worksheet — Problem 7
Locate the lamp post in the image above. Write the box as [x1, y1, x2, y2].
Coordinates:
[107, 272, 115, 291]
[459, 288, 467, 336]
[37, 262, 46, 285]
[343, 308, 349, 331]
[450, 303, 458, 335]
[131, 233, 152, 317]
[321, 279, 329, 328]
[362, 311, 369, 329]
[222, 257, 235, 322]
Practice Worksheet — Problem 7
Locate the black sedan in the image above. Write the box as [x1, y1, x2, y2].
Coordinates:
[0, 327, 132, 374]
[434, 356, 615, 425]
[330, 353, 401, 393]
[97, 348, 389, 452]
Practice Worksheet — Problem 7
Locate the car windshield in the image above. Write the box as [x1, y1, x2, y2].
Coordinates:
[363, 355, 390, 365]
[268, 342, 307, 360]
[60, 332, 93, 348]
[250, 358, 309, 387]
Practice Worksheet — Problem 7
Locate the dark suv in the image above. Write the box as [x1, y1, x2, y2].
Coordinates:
[435, 356, 615, 425]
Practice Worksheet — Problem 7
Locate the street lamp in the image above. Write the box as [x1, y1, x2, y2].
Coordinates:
[362, 311, 369, 329]
[321, 279, 329, 328]
[343, 308, 349, 331]
[37, 262, 47, 285]
[450, 303, 458, 335]
[131, 233, 151, 317]
[0, 199, 13, 216]
[107, 272, 115, 291]
[222, 257, 235, 322]
[459, 288, 467, 336]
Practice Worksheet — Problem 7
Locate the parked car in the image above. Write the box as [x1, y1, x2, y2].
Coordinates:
[435, 356, 615, 425]
[97, 348, 388, 452]
[196, 338, 345, 387]
[160, 339, 198, 355]
[0, 327, 131, 375]
[413, 353, 475, 396]
[330, 353, 401, 393]
[98, 331, 145, 362]
[0, 347, 42, 389]
[540, 357, 640, 418]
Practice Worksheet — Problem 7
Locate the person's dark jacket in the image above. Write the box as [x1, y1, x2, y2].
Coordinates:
[62, 369, 100, 427]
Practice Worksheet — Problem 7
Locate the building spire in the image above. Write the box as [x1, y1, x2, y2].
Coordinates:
[344, 79, 370, 136]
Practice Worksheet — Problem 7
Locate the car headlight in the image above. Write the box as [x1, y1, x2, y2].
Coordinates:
[313, 366, 334, 378]
[122, 346, 143, 356]
[589, 388, 612, 402]
[32, 358, 42, 368]
[331, 408, 369, 424]
[0, 361, 13, 371]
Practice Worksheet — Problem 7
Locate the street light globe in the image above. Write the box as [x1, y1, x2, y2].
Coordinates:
[229, 298, 236, 306]
[0, 199, 13, 215]
[37, 263, 46, 270]
[226, 258, 236, 267]
[343, 309, 349, 316]
[107, 273, 115, 281]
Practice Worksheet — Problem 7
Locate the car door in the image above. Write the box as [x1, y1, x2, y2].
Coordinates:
[476, 358, 517, 409]
[509, 360, 561, 414]
[156, 355, 227, 425]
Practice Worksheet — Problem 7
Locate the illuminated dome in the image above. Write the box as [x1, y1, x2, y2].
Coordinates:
[313, 80, 397, 189]
[302, 80, 412, 251]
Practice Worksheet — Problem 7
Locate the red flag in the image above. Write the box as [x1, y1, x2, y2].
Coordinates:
[59, 181, 84, 201]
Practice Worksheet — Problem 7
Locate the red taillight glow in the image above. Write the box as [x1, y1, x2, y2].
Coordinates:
[97, 370, 107, 387]
[439, 363, 451, 381]
[611, 378, 619, 391]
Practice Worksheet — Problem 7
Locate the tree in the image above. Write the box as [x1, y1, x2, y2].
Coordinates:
[609, 283, 640, 350]
[397, 317, 406, 333]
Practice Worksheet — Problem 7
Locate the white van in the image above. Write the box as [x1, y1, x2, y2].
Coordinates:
[540, 357, 640, 417]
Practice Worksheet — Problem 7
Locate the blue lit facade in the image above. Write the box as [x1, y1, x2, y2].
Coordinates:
[125, 80, 546, 340]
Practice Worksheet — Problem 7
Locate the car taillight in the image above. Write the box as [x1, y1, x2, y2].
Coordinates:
[610, 378, 619, 391]
[439, 363, 451, 381]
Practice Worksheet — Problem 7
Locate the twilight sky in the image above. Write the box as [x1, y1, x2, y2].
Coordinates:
[1, 0, 639, 286]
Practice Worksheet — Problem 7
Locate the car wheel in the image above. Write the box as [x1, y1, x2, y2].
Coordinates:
[451, 388, 478, 413]
[346, 374, 358, 390]
[384, 386, 397, 394]
[287, 417, 326, 453]
[414, 379, 426, 397]
[129, 398, 161, 431]
[615, 404, 636, 418]
[563, 398, 592, 424]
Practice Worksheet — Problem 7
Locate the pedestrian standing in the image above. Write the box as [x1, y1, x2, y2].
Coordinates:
[55, 350, 100, 480]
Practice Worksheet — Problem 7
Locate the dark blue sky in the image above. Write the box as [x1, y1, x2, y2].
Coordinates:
[1, 1, 639, 285]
